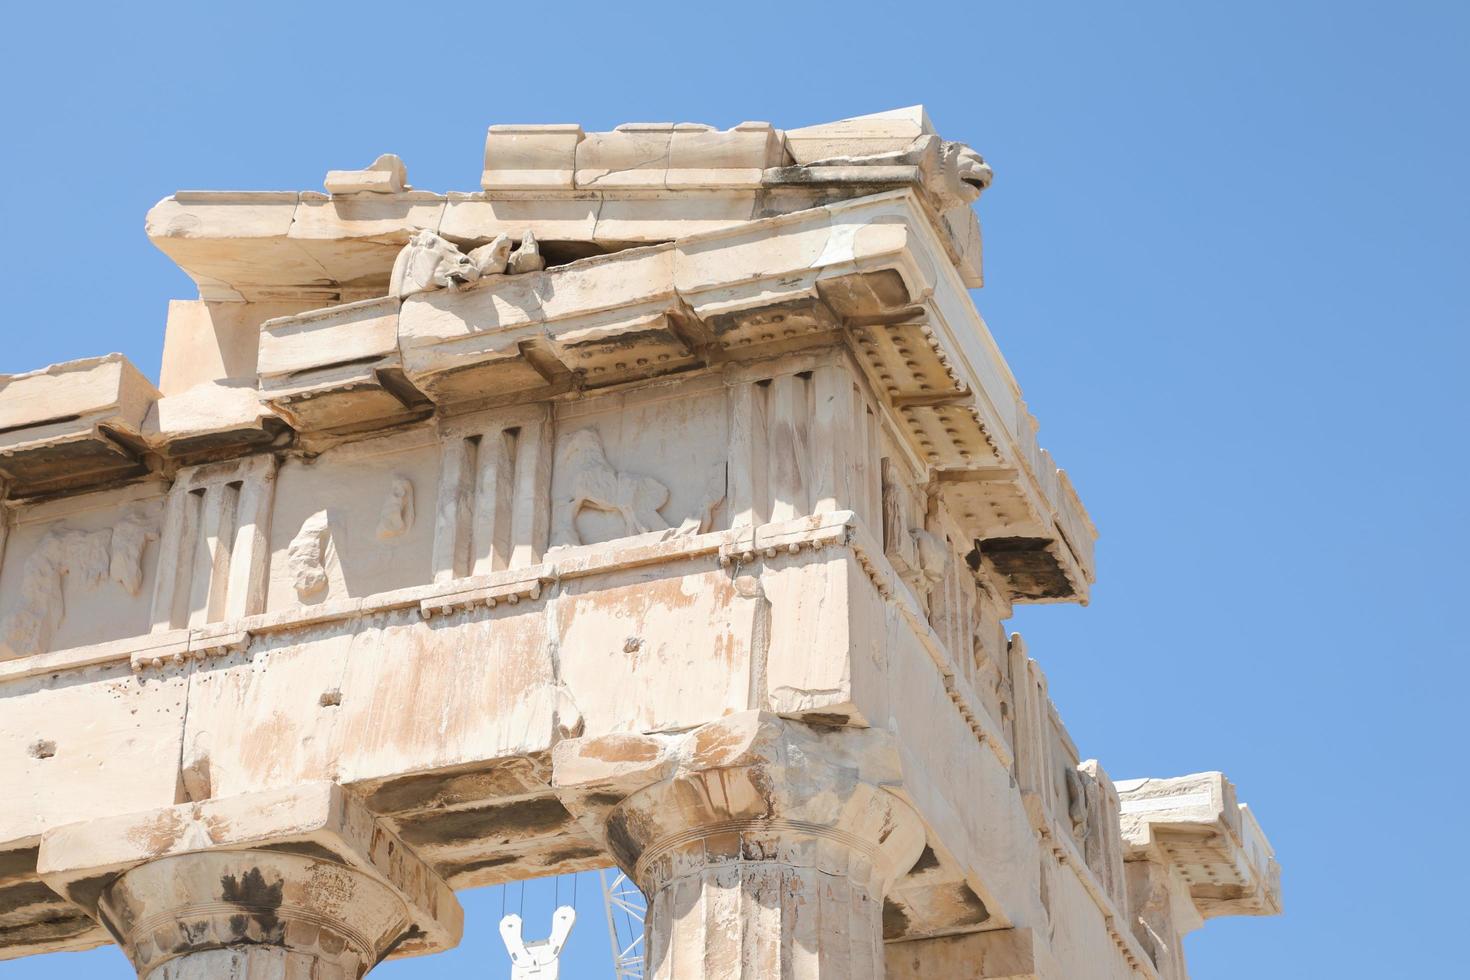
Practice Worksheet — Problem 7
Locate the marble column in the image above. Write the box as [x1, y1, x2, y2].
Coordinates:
[37, 783, 462, 980]
[554, 711, 926, 980]
[96, 850, 412, 979]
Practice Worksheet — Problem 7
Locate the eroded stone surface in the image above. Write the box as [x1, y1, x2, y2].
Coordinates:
[0, 107, 1277, 978]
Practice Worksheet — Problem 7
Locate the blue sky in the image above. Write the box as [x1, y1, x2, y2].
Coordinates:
[2, 2, 1465, 976]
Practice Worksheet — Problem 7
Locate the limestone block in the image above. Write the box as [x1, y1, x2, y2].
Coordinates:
[574, 124, 676, 189]
[36, 782, 463, 962]
[324, 153, 409, 195]
[783, 105, 935, 165]
[885, 928, 1041, 979]
[556, 560, 751, 735]
[590, 191, 761, 243]
[0, 354, 158, 497]
[1039, 854, 1143, 980]
[159, 299, 313, 395]
[440, 194, 600, 246]
[1117, 772, 1282, 919]
[665, 121, 787, 188]
[482, 124, 584, 191]
[143, 380, 285, 459]
[290, 191, 445, 290]
[145, 192, 305, 302]
[397, 244, 683, 407]
[259, 297, 429, 433]
[0, 660, 189, 844]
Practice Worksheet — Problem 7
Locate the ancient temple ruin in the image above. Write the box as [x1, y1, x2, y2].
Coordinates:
[0, 108, 1280, 978]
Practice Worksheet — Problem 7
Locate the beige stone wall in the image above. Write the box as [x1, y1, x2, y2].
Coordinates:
[0, 109, 1276, 978]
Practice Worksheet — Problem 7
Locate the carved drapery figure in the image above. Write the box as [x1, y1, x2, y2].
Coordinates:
[1065, 765, 1092, 838]
[376, 475, 415, 539]
[0, 528, 109, 660]
[110, 508, 160, 595]
[287, 511, 332, 601]
[0, 509, 159, 660]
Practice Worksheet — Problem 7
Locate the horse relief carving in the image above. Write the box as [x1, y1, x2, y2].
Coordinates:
[550, 429, 722, 549]
[287, 511, 332, 602]
[376, 475, 415, 540]
[0, 506, 160, 661]
[390, 229, 547, 298]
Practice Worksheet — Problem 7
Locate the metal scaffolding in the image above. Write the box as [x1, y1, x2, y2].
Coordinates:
[599, 870, 646, 979]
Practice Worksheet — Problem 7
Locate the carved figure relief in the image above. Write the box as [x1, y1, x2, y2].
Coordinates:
[376, 475, 415, 540]
[550, 429, 721, 549]
[930, 140, 994, 210]
[1065, 765, 1091, 839]
[0, 506, 160, 660]
[390, 230, 480, 298]
[110, 509, 161, 595]
[467, 234, 514, 276]
[0, 528, 109, 660]
[912, 528, 948, 612]
[551, 429, 674, 547]
[390, 229, 546, 298]
[287, 511, 332, 602]
[802, 134, 992, 210]
[506, 230, 545, 275]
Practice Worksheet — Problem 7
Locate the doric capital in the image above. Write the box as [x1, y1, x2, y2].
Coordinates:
[553, 711, 925, 894]
[36, 783, 461, 977]
[96, 849, 408, 977]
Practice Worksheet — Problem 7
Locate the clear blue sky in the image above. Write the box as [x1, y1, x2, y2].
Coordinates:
[2, 2, 1465, 977]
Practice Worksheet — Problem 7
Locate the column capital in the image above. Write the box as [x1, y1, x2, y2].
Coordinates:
[36, 782, 461, 977]
[555, 713, 925, 978]
[553, 711, 925, 892]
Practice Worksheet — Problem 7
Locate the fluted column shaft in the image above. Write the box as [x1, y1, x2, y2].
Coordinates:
[639, 820, 890, 978]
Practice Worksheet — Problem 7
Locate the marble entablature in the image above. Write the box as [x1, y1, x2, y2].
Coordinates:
[0, 108, 1278, 978]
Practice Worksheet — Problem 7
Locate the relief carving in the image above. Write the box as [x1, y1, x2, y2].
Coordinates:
[287, 511, 332, 602]
[0, 505, 160, 660]
[881, 459, 952, 614]
[390, 230, 480, 297]
[467, 234, 514, 276]
[506, 230, 545, 274]
[552, 429, 675, 547]
[912, 528, 948, 612]
[390, 229, 546, 298]
[802, 134, 992, 209]
[110, 508, 161, 595]
[376, 475, 415, 540]
[550, 429, 721, 549]
[1065, 765, 1092, 839]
